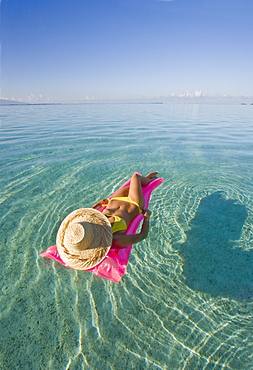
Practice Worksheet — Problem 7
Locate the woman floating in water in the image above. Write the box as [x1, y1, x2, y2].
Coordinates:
[55, 172, 158, 271]
[92, 171, 158, 248]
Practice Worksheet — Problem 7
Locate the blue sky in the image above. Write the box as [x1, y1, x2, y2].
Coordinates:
[2, 0, 253, 102]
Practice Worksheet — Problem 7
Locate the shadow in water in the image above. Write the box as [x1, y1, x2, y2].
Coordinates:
[179, 192, 253, 301]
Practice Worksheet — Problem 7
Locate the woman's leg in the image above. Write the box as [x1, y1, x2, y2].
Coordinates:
[109, 172, 158, 207]
[128, 172, 158, 209]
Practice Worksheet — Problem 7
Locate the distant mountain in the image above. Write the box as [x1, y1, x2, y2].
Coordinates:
[0, 99, 28, 105]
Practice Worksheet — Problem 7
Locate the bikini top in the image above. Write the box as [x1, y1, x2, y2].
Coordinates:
[102, 196, 142, 233]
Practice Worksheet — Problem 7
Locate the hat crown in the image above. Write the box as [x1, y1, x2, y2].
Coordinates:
[56, 208, 112, 270]
[65, 222, 94, 251]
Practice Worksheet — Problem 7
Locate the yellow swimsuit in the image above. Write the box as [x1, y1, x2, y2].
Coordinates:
[102, 197, 142, 233]
[108, 215, 128, 233]
[103, 197, 143, 214]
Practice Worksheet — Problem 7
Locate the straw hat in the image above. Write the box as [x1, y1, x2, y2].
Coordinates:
[56, 208, 112, 270]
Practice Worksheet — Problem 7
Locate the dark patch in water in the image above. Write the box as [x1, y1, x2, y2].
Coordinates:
[179, 192, 253, 301]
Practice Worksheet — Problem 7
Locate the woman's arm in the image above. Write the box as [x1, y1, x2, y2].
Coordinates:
[112, 210, 151, 249]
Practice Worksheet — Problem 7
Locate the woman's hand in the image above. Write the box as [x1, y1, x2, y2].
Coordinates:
[92, 199, 109, 209]
[142, 209, 151, 218]
[113, 209, 151, 248]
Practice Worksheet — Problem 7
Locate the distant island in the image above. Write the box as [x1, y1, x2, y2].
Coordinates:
[1, 96, 253, 106]
[0, 99, 29, 105]
[0, 99, 63, 106]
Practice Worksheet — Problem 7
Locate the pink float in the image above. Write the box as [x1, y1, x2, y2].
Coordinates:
[39, 173, 163, 282]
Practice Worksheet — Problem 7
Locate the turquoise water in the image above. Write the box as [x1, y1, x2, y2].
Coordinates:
[1, 103, 253, 369]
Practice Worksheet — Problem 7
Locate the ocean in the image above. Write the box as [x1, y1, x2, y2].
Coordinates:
[1, 103, 253, 369]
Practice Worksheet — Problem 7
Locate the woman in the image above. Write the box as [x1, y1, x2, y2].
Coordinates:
[55, 172, 158, 271]
[92, 171, 158, 248]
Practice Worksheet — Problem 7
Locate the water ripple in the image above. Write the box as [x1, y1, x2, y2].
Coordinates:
[1, 104, 253, 369]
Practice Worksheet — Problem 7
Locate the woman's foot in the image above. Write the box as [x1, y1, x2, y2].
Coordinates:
[145, 171, 158, 180]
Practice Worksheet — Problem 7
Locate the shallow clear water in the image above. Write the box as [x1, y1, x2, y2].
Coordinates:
[1, 103, 253, 369]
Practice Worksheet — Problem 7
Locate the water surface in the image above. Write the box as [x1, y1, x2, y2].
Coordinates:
[1, 103, 253, 369]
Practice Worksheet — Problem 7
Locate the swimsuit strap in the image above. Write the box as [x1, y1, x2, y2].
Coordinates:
[101, 199, 109, 207]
